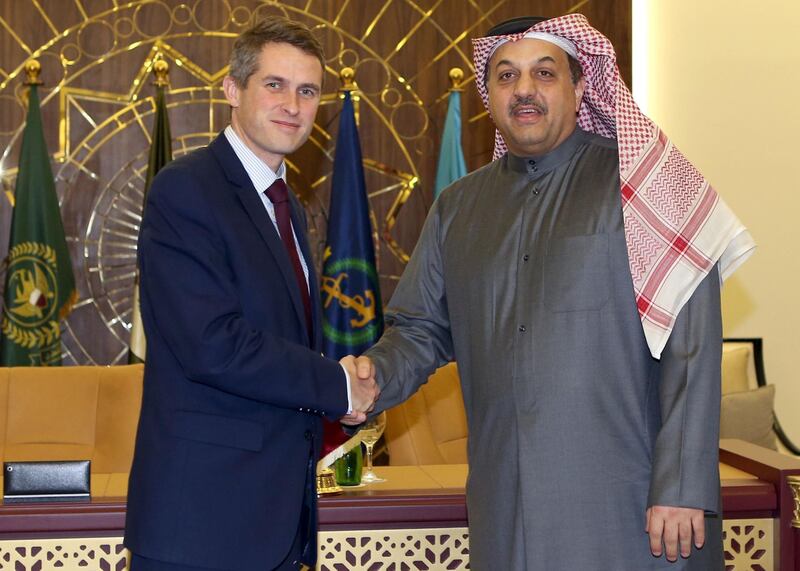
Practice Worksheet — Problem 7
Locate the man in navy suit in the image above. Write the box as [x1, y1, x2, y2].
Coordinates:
[124, 17, 379, 571]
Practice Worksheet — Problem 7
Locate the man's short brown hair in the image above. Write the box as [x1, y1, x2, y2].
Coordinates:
[228, 17, 325, 87]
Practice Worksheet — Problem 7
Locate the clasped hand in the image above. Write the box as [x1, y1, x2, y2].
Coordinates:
[339, 355, 379, 425]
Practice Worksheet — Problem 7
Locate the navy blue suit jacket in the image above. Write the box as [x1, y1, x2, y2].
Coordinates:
[124, 133, 348, 569]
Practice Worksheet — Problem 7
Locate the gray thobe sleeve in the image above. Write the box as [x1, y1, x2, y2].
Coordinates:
[647, 265, 722, 514]
[365, 202, 454, 412]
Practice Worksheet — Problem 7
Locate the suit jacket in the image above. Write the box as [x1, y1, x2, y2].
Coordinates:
[124, 133, 347, 570]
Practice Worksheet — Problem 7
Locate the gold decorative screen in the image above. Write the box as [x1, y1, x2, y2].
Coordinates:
[0, 0, 630, 365]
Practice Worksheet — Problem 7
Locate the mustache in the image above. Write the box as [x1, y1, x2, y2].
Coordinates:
[510, 96, 547, 115]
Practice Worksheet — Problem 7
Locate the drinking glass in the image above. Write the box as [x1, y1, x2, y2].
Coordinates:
[360, 412, 386, 484]
[334, 445, 363, 486]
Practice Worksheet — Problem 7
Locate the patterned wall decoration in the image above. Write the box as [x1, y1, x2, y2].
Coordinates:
[0, 0, 630, 365]
[722, 519, 775, 571]
[318, 528, 470, 570]
[0, 538, 129, 571]
[0, 519, 778, 570]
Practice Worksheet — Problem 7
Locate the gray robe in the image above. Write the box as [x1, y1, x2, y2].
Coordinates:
[366, 128, 723, 570]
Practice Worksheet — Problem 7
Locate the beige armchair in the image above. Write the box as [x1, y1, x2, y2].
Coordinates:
[384, 362, 468, 465]
[721, 338, 798, 454]
[0, 364, 144, 495]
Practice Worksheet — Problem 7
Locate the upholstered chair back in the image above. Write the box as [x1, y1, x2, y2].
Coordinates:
[384, 363, 468, 465]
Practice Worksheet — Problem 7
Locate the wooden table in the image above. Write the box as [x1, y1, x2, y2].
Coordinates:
[0, 440, 797, 570]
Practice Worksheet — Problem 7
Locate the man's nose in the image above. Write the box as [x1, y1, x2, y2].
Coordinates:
[513, 73, 537, 97]
[282, 91, 299, 115]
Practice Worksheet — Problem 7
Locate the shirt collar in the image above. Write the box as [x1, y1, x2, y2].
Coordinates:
[224, 125, 285, 193]
[506, 125, 588, 178]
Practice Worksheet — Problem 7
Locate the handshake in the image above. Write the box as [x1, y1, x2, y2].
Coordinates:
[339, 355, 379, 426]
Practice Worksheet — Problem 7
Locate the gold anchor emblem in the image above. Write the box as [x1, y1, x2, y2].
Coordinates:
[321, 273, 376, 328]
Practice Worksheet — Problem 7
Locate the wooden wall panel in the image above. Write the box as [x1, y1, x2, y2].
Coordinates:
[0, 0, 630, 365]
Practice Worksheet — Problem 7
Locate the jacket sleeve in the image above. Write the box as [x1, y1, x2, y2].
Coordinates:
[365, 200, 455, 412]
[647, 265, 722, 513]
[138, 163, 348, 417]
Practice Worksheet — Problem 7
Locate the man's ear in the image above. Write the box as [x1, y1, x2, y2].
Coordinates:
[223, 76, 240, 108]
[574, 76, 586, 113]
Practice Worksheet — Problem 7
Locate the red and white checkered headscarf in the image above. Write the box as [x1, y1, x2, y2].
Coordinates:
[473, 14, 755, 359]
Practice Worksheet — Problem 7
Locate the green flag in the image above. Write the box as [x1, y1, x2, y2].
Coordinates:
[1, 85, 76, 366]
[129, 82, 172, 363]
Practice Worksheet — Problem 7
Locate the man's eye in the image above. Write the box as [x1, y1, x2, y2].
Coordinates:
[300, 88, 316, 97]
[266, 82, 280, 89]
[498, 71, 515, 81]
[538, 70, 554, 78]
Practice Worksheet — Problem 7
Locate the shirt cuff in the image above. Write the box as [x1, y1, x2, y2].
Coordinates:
[340, 363, 353, 414]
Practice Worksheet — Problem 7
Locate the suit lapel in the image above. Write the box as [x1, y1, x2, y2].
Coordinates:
[210, 135, 309, 345]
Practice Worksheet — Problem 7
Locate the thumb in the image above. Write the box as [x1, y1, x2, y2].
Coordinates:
[355, 356, 373, 380]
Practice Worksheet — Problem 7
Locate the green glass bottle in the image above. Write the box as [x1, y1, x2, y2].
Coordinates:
[334, 445, 363, 486]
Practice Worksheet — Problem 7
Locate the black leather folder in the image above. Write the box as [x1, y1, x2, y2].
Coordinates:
[3, 460, 90, 503]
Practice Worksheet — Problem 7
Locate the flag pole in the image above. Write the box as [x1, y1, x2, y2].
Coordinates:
[448, 66, 464, 92]
[128, 54, 172, 364]
[318, 66, 361, 495]
[152, 55, 169, 88]
[339, 66, 356, 91]
[318, 65, 384, 485]
[338, 66, 359, 125]
[24, 59, 43, 86]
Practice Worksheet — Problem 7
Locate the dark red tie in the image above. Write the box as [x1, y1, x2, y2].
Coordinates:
[265, 179, 313, 340]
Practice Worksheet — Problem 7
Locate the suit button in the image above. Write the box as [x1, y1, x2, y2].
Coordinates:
[304, 430, 312, 441]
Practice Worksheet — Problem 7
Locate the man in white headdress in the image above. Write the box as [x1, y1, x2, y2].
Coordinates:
[352, 14, 754, 569]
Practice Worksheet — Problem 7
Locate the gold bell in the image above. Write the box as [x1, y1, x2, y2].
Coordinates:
[316, 467, 342, 496]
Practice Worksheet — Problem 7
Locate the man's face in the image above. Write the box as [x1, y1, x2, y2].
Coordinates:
[486, 38, 585, 157]
[223, 42, 323, 171]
